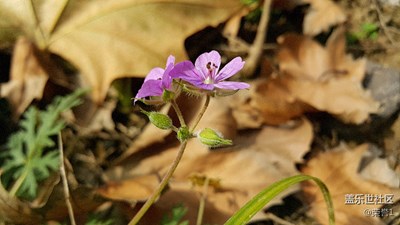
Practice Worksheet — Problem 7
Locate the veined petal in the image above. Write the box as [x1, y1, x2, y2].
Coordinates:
[166, 55, 175, 67]
[195, 50, 221, 79]
[135, 79, 163, 99]
[170, 61, 200, 79]
[144, 67, 164, 82]
[215, 57, 245, 82]
[213, 81, 250, 90]
[162, 59, 175, 89]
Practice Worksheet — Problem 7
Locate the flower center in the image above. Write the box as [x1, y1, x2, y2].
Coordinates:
[204, 76, 213, 84]
[205, 62, 217, 84]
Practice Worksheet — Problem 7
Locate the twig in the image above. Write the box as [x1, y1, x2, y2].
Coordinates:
[58, 132, 76, 225]
[264, 213, 296, 225]
[242, 0, 272, 77]
[372, 0, 395, 44]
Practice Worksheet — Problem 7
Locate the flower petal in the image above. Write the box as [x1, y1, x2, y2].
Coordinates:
[135, 79, 163, 99]
[144, 67, 164, 82]
[166, 55, 175, 67]
[194, 50, 221, 79]
[213, 81, 250, 90]
[215, 57, 245, 82]
[162, 56, 175, 89]
[170, 61, 204, 82]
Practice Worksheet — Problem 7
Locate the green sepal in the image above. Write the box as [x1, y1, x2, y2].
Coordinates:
[142, 111, 173, 130]
[197, 128, 232, 147]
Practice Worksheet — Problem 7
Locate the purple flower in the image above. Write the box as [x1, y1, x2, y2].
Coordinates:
[135, 55, 175, 101]
[171, 50, 249, 91]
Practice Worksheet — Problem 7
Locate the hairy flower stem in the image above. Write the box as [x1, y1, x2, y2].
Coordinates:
[128, 141, 188, 225]
[171, 100, 187, 127]
[190, 95, 210, 133]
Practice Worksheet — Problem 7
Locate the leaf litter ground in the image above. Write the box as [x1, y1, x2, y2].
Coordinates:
[0, 0, 400, 225]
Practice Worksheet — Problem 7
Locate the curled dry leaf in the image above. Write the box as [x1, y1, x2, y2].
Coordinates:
[277, 28, 379, 124]
[247, 78, 313, 126]
[300, 0, 347, 36]
[0, 183, 42, 225]
[0, 0, 244, 103]
[301, 144, 400, 225]
[0, 37, 49, 117]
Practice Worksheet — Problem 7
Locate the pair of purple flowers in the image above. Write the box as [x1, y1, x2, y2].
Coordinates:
[135, 50, 250, 101]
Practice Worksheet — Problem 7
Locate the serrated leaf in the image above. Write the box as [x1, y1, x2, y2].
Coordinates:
[1, 89, 85, 199]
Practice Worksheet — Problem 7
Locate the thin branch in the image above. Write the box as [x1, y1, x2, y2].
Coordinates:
[58, 132, 76, 225]
[373, 0, 395, 44]
[264, 213, 296, 225]
[196, 177, 209, 225]
[242, 0, 272, 77]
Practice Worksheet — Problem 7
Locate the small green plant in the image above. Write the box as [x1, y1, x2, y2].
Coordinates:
[161, 204, 189, 225]
[347, 23, 379, 43]
[0, 89, 86, 200]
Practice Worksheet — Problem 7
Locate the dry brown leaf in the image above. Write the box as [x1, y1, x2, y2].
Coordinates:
[97, 174, 160, 203]
[277, 28, 380, 124]
[301, 0, 347, 36]
[0, 37, 49, 117]
[0, 0, 244, 103]
[248, 78, 313, 125]
[0, 183, 42, 225]
[301, 144, 400, 225]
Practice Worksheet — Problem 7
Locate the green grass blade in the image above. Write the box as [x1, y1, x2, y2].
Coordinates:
[224, 174, 335, 225]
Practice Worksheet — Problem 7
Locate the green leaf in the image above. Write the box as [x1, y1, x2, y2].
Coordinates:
[161, 204, 189, 225]
[224, 175, 335, 225]
[1, 89, 86, 200]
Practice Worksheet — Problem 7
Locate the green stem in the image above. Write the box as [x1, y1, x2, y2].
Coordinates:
[190, 95, 210, 133]
[128, 141, 188, 225]
[171, 100, 186, 127]
[9, 168, 29, 196]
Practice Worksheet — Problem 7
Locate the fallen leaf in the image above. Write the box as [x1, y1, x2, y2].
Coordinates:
[97, 174, 160, 203]
[0, 0, 244, 103]
[0, 183, 42, 225]
[301, 144, 400, 225]
[301, 0, 347, 36]
[277, 28, 380, 124]
[0, 37, 49, 117]
[248, 78, 313, 125]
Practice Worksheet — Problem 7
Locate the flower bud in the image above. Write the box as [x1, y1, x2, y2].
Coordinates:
[196, 128, 232, 147]
[177, 126, 192, 142]
[143, 111, 172, 130]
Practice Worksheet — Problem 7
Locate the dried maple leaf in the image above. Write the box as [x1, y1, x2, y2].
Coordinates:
[0, 0, 244, 103]
[277, 28, 379, 124]
[301, 144, 400, 225]
[301, 0, 347, 36]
